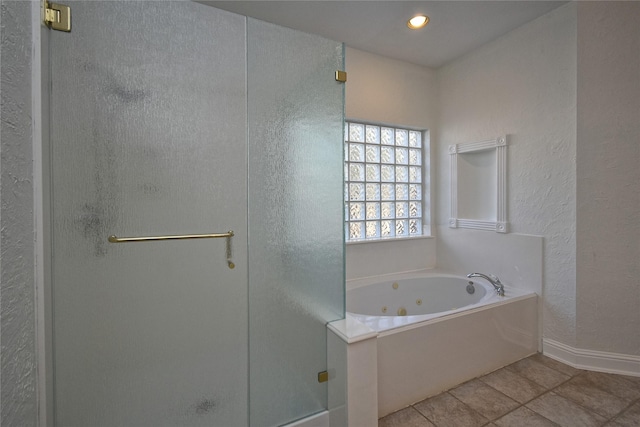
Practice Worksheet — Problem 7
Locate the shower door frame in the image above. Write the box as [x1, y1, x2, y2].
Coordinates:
[46, 2, 249, 425]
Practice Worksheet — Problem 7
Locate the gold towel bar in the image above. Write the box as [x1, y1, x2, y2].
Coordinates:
[108, 231, 235, 269]
[108, 231, 234, 243]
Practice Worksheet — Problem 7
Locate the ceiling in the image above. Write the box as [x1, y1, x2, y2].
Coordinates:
[203, 1, 567, 68]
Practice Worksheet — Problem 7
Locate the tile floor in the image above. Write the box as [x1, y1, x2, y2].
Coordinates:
[378, 353, 640, 427]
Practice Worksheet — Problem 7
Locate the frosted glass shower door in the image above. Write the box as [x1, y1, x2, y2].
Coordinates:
[50, 2, 248, 426]
[248, 19, 345, 426]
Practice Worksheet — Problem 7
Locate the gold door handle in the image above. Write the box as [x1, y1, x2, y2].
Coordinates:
[108, 231, 235, 269]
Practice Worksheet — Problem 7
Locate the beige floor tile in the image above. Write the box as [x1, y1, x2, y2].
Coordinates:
[607, 401, 640, 427]
[554, 374, 631, 418]
[382, 358, 636, 427]
[480, 367, 547, 403]
[525, 392, 606, 427]
[494, 406, 558, 427]
[580, 370, 640, 401]
[507, 357, 570, 389]
[449, 379, 520, 421]
[378, 407, 435, 427]
[530, 353, 583, 377]
[413, 392, 489, 427]
[620, 375, 640, 385]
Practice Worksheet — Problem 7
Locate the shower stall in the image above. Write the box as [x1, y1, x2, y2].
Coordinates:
[47, 2, 345, 426]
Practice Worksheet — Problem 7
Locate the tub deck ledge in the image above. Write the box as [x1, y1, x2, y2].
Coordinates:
[328, 315, 378, 344]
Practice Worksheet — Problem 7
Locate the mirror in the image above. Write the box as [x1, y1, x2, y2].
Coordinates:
[449, 136, 508, 233]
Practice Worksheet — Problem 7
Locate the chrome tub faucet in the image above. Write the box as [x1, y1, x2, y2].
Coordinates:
[467, 273, 505, 297]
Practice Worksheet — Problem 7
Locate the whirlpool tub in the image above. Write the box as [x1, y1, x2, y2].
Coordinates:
[346, 272, 539, 417]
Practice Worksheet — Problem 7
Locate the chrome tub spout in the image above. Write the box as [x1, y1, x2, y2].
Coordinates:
[467, 273, 505, 296]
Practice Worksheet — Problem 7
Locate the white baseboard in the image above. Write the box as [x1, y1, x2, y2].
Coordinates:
[543, 339, 640, 377]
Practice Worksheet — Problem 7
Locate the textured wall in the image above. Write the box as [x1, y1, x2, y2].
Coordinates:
[1, 1, 38, 426]
[437, 4, 578, 346]
[576, 2, 640, 356]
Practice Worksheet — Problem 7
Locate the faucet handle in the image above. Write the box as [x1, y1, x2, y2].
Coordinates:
[488, 274, 502, 284]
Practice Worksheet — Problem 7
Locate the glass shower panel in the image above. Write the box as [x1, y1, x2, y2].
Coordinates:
[50, 2, 248, 426]
[247, 19, 346, 426]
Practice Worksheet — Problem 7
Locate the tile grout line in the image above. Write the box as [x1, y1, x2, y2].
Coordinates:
[537, 369, 640, 424]
[499, 367, 627, 425]
[605, 396, 640, 425]
[381, 355, 640, 427]
[479, 369, 569, 426]
[496, 364, 640, 425]
[475, 372, 565, 426]
[409, 358, 573, 426]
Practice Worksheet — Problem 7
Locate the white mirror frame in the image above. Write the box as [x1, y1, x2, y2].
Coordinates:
[449, 135, 508, 233]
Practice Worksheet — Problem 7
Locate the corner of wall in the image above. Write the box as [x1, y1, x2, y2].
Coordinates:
[575, 0, 640, 357]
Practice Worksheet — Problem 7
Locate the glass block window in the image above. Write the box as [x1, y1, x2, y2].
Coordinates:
[345, 122, 426, 241]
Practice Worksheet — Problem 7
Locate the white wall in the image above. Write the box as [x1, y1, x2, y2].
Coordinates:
[344, 47, 438, 282]
[437, 4, 578, 346]
[0, 1, 38, 425]
[576, 2, 640, 356]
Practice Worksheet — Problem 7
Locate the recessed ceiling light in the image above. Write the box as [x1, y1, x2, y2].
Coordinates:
[407, 15, 429, 30]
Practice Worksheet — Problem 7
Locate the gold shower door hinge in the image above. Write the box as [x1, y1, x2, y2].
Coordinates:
[44, 1, 71, 32]
[335, 70, 347, 83]
[317, 370, 329, 383]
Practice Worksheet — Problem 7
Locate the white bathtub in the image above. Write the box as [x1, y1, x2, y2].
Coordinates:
[348, 275, 502, 332]
[346, 272, 538, 417]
